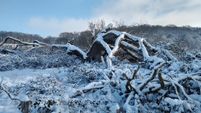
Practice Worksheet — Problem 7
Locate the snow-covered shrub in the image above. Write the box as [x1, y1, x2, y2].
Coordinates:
[0, 30, 201, 113]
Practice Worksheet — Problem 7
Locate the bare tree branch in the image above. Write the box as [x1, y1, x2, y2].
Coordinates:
[0, 36, 40, 47]
[0, 81, 21, 102]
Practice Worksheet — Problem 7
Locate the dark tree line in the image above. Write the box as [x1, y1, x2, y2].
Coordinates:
[1, 24, 201, 51]
[0, 31, 93, 49]
[0, 31, 43, 43]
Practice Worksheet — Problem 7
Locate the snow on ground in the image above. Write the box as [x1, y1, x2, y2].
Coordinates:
[0, 68, 63, 86]
[0, 46, 201, 113]
[0, 47, 132, 112]
[0, 68, 58, 113]
[0, 60, 135, 113]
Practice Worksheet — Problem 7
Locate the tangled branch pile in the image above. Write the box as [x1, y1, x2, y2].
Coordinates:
[0, 30, 176, 67]
[0, 30, 201, 113]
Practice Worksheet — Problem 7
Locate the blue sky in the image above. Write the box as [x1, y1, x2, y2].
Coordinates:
[1, 0, 201, 37]
[0, 0, 103, 36]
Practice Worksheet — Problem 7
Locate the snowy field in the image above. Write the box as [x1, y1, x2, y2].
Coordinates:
[0, 31, 201, 113]
[0, 50, 137, 113]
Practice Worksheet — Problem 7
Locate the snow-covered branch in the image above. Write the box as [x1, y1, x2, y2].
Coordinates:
[0, 81, 21, 102]
[0, 36, 40, 47]
[70, 80, 109, 98]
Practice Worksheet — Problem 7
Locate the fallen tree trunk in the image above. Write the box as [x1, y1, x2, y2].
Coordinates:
[0, 30, 176, 67]
[0, 36, 40, 47]
[2, 30, 201, 113]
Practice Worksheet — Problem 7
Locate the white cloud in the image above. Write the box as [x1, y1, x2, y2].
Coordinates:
[28, 17, 89, 36]
[27, 17, 112, 37]
[94, 0, 201, 26]
[27, 0, 201, 36]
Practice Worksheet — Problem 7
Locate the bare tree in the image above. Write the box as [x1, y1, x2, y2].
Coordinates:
[2, 30, 201, 113]
[88, 19, 106, 43]
[88, 22, 96, 37]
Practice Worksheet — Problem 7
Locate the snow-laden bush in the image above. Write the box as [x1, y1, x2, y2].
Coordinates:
[0, 54, 200, 113]
[0, 30, 201, 113]
[0, 47, 82, 71]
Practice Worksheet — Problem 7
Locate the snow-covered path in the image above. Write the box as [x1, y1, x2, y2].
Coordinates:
[0, 68, 66, 86]
[0, 68, 68, 113]
[0, 58, 201, 113]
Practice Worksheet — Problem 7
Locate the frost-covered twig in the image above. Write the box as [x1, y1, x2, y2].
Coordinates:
[139, 39, 149, 60]
[105, 56, 112, 69]
[191, 77, 201, 94]
[52, 43, 87, 59]
[124, 33, 141, 42]
[0, 36, 40, 47]
[123, 91, 134, 111]
[144, 72, 166, 94]
[121, 47, 141, 60]
[120, 41, 139, 52]
[96, 33, 112, 56]
[125, 66, 140, 93]
[109, 34, 125, 58]
[158, 72, 165, 88]
[143, 40, 157, 52]
[171, 81, 182, 100]
[161, 49, 177, 61]
[139, 62, 164, 90]
[70, 80, 109, 98]
[0, 82, 21, 102]
[33, 40, 50, 46]
[0, 48, 17, 54]
[132, 65, 140, 79]
[174, 81, 193, 101]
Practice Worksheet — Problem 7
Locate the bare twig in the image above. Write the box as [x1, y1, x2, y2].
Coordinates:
[0, 82, 21, 102]
[33, 40, 50, 46]
[158, 72, 165, 88]
[125, 66, 140, 93]
[0, 48, 16, 54]
[70, 80, 109, 98]
[0, 36, 40, 47]
[132, 65, 140, 79]
[124, 91, 134, 110]
[139, 62, 164, 90]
